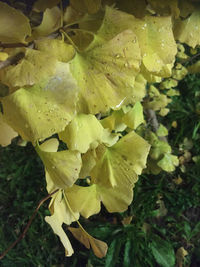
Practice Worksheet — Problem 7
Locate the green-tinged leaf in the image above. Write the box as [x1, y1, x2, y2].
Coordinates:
[45, 190, 79, 257]
[35, 39, 75, 63]
[70, 29, 141, 113]
[68, 227, 108, 258]
[150, 235, 175, 267]
[174, 10, 200, 48]
[33, 0, 60, 12]
[0, 112, 18, 147]
[2, 62, 79, 142]
[157, 124, 168, 137]
[36, 141, 82, 189]
[59, 114, 104, 153]
[0, 2, 31, 43]
[157, 154, 179, 172]
[150, 139, 171, 160]
[32, 7, 61, 38]
[144, 94, 171, 111]
[0, 48, 57, 88]
[105, 238, 123, 267]
[122, 102, 144, 129]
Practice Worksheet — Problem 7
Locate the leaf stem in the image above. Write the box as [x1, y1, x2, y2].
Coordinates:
[60, 29, 81, 52]
[0, 188, 59, 260]
[63, 192, 87, 235]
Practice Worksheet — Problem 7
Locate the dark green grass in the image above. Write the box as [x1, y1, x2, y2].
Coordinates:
[0, 74, 200, 266]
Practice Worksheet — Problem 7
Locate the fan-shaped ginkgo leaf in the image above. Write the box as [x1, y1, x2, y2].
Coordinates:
[59, 114, 104, 153]
[0, 49, 57, 88]
[0, 2, 31, 43]
[97, 6, 177, 75]
[70, 29, 141, 113]
[157, 153, 179, 172]
[68, 227, 108, 258]
[36, 142, 82, 188]
[1, 62, 79, 142]
[33, 0, 60, 12]
[45, 190, 79, 257]
[122, 102, 144, 129]
[70, 0, 102, 14]
[35, 39, 75, 63]
[91, 131, 150, 188]
[0, 113, 18, 147]
[147, 0, 180, 18]
[174, 11, 200, 48]
[32, 7, 61, 38]
[65, 184, 101, 218]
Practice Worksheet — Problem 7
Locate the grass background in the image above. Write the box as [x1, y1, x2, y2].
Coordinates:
[0, 74, 200, 267]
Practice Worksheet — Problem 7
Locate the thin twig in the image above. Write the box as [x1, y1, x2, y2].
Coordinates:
[146, 109, 168, 142]
[0, 188, 59, 260]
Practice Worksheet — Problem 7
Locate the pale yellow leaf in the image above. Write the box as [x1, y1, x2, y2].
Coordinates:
[0, 113, 18, 147]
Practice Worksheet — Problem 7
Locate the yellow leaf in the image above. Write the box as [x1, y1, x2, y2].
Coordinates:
[100, 109, 127, 132]
[0, 112, 18, 147]
[80, 149, 97, 178]
[65, 184, 101, 218]
[70, 0, 101, 14]
[98, 7, 177, 75]
[156, 124, 168, 137]
[35, 39, 75, 63]
[188, 61, 200, 74]
[59, 114, 104, 153]
[174, 10, 200, 48]
[157, 154, 179, 172]
[176, 247, 188, 267]
[70, 29, 141, 113]
[36, 141, 82, 189]
[33, 0, 61, 12]
[122, 216, 133, 225]
[2, 62, 79, 142]
[45, 190, 79, 257]
[148, 0, 180, 18]
[68, 227, 108, 258]
[91, 131, 150, 187]
[0, 2, 31, 43]
[32, 7, 61, 38]
[122, 102, 144, 129]
[116, 0, 147, 18]
[0, 48, 57, 88]
[0, 52, 8, 61]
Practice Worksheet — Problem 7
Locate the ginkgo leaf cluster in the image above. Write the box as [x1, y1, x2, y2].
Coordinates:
[1, 0, 200, 258]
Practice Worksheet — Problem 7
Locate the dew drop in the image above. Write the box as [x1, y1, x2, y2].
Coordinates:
[124, 62, 129, 68]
